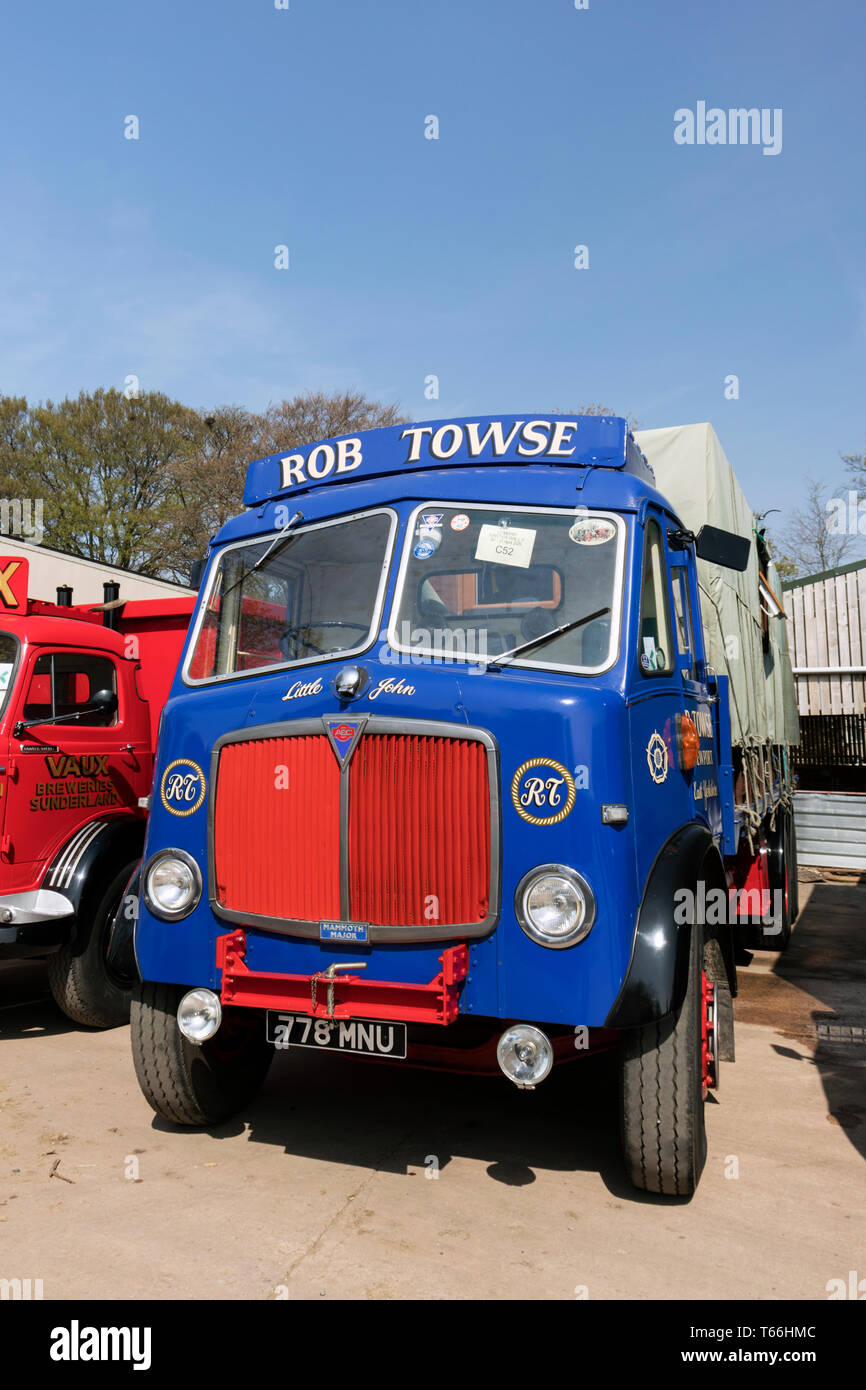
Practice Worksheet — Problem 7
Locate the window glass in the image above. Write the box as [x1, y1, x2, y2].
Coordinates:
[390, 505, 622, 671]
[670, 565, 696, 677]
[188, 510, 394, 680]
[23, 652, 117, 725]
[0, 632, 19, 717]
[638, 520, 673, 675]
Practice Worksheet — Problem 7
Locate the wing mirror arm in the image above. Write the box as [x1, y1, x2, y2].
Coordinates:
[13, 688, 118, 739]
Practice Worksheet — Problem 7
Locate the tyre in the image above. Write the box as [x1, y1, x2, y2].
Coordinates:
[130, 981, 273, 1126]
[619, 921, 709, 1196]
[758, 812, 792, 950]
[786, 808, 800, 925]
[47, 860, 137, 1028]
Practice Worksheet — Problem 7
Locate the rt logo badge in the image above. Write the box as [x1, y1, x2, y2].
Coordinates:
[160, 758, 207, 816]
[646, 731, 669, 785]
[511, 758, 577, 826]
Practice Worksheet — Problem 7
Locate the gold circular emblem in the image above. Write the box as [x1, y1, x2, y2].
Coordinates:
[160, 758, 207, 816]
[646, 732, 669, 785]
[511, 758, 577, 826]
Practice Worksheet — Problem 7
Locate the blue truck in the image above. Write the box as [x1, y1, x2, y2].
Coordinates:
[125, 414, 799, 1196]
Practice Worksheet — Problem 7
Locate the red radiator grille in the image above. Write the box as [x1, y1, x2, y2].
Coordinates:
[348, 734, 490, 926]
[214, 735, 341, 920]
[213, 729, 491, 929]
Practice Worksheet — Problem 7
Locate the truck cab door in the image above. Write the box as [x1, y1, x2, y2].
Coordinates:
[0, 632, 19, 853]
[664, 539, 722, 839]
[6, 648, 147, 874]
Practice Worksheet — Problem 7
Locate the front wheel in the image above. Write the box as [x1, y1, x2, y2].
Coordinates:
[619, 923, 710, 1196]
[47, 861, 137, 1028]
[130, 982, 273, 1125]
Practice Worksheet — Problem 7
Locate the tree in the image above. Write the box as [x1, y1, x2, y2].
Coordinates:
[0, 389, 203, 578]
[258, 389, 405, 457]
[165, 390, 406, 580]
[0, 388, 406, 584]
[559, 402, 640, 431]
[774, 477, 856, 579]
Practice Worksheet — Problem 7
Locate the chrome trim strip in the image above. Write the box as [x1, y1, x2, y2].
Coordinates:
[49, 819, 108, 889]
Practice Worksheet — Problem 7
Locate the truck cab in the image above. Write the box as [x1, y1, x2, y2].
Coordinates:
[129, 415, 781, 1196]
[0, 561, 194, 1026]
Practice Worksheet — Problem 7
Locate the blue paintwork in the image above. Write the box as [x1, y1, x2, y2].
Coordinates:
[135, 416, 730, 1029]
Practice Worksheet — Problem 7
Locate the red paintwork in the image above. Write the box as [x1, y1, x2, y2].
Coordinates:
[348, 733, 490, 926]
[727, 833, 772, 920]
[0, 582, 194, 896]
[216, 928, 469, 1025]
[701, 970, 717, 1095]
[212, 730, 491, 928]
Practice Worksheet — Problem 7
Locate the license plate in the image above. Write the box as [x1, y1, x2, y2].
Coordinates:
[266, 1012, 407, 1059]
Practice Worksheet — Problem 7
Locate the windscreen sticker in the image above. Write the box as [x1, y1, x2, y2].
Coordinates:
[414, 540, 437, 559]
[0, 663, 12, 692]
[450, 514, 470, 531]
[570, 518, 616, 545]
[475, 523, 536, 569]
[641, 636, 661, 672]
[421, 513, 443, 529]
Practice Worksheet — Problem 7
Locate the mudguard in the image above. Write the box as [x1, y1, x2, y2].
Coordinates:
[605, 822, 734, 1029]
[49, 816, 146, 946]
[106, 865, 141, 982]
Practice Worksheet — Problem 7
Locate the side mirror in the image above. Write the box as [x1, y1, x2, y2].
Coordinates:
[89, 688, 118, 717]
[189, 558, 206, 590]
[694, 525, 751, 572]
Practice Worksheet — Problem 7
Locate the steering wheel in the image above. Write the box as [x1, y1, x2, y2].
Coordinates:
[280, 620, 369, 656]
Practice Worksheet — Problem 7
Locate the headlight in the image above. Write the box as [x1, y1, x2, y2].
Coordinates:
[143, 849, 202, 920]
[515, 864, 595, 948]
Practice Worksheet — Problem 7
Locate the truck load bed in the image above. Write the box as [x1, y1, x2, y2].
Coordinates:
[635, 422, 799, 750]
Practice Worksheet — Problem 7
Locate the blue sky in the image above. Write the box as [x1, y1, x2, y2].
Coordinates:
[1, 0, 864, 532]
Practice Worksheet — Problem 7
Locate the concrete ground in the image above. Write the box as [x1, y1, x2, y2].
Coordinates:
[1, 881, 864, 1301]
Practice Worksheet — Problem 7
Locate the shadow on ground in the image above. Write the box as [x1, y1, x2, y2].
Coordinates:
[736, 881, 866, 1165]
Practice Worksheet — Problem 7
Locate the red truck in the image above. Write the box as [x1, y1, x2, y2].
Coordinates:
[0, 555, 194, 1026]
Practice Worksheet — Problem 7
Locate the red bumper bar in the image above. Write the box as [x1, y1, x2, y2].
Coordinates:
[215, 929, 469, 1025]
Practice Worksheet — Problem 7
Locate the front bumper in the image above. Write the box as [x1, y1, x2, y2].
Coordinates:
[0, 889, 74, 958]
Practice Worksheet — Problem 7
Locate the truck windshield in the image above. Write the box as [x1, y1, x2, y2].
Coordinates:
[389, 504, 624, 672]
[0, 632, 18, 716]
[186, 509, 395, 681]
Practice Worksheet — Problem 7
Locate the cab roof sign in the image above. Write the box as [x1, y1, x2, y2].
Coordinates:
[243, 414, 651, 507]
[0, 556, 28, 612]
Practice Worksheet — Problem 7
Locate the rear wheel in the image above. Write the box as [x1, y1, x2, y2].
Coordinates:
[47, 861, 136, 1028]
[758, 812, 792, 950]
[130, 981, 273, 1125]
[619, 922, 711, 1196]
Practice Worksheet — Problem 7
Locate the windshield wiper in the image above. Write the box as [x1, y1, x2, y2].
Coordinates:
[478, 606, 611, 671]
[219, 510, 304, 603]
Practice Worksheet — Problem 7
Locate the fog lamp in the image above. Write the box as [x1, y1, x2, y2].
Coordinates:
[497, 1024, 553, 1089]
[177, 987, 222, 1044]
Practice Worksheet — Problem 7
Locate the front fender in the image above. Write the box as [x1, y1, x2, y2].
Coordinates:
[605, 823, 730, 1028]
[48, 816, 146, 946]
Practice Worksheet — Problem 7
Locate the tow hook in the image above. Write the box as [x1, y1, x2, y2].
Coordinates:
[310, 961, 367, 1020]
